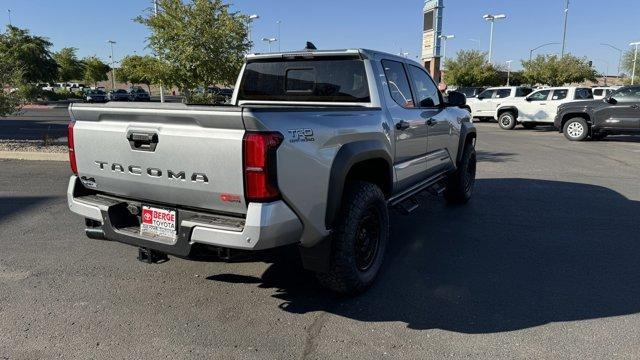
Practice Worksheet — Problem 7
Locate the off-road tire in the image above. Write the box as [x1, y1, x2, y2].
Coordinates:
[563, 117, 589, 141]
[444, 142, 477, 205]
[316, 181, 389, 295]
[498, 111, 517, 130]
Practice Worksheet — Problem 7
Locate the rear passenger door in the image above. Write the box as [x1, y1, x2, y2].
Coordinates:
[380, 59, 429, 191]
[405, 64, 452, 175]
[474, 90, 496, 116]
[545, 88, 569, 121]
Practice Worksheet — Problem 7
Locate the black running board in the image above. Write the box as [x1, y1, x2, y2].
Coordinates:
[388, 173, 447, 207]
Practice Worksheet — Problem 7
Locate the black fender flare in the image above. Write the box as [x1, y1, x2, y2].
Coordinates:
[456, 123, 477, 163]
[325, 140, 392, 228]
[497, 106, 519, 119]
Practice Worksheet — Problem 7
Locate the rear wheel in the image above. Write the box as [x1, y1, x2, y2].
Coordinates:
[498, 112, 517, 130]
[444, 142, 476, 204]
[563, 117, 589, 141]
[316, 181, 389, 295]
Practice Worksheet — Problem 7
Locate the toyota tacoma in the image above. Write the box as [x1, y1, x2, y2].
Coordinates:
[67, 48, 477, 294]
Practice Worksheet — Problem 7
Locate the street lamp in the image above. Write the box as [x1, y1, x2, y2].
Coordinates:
[482, 14, 506, 63]
[630, 41, 640, 85]
[247, 14, 259, 51]
[529, 42, 560, 62]
[561, 0, 570, 57]
[107, 40, 116, 90]
[398, 51, 409, 58]
[439, 34, 454, 70]
[468, 38, 480, 50]
[505, 60, 513, 86]
[276, 20, 282, 52]
[7, 9, 11, 26]
[262, 37, 277, 52]
[600, 43, 623, 77]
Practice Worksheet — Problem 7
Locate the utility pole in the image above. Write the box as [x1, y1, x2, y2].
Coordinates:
[107, 40, 116, 90]
[600, 43, 623, 77]
[439, 35, 454, 70]
[505, 60, 513, 86]
[154, 0, 165, 103]
[276, 20, 282, 52]
[483, 14, 506, 63]
[630, 42, 640, 85]
[561, 0, 569, 57]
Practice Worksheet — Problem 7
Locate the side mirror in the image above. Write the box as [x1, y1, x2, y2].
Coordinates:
[525, 97, 532, 102]
[605, 96, 617, 104]
[446, 91, 466, 107]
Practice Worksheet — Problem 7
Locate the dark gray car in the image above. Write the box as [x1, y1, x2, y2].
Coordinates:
[555, 86, 640, 141]
[107, 89, 130, 101]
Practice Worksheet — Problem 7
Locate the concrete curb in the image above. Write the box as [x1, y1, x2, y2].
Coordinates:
[0, 151, 68, 162]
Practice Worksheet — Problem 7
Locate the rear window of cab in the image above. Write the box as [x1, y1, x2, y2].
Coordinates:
[239, 58, 370, 103]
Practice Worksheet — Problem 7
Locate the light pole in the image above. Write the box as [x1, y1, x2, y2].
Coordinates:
[262, 38, 277, 52]
[439, 35, 454, 70]
[247, 14, 259, 52]
[630, 41, 640, 85]
[468, 38, 480, 50]
[153, 0, 164, 102]
[594, 59, 609, 86]
[561, 0, 570, 57]
[398, 51, 409, 58]
[107, 40, 116, 90]
[276, 20, 282, 52]
[529, 42, 560, 62]
[482, 14, 506, 63]
[600, 43, 623, 77]
[7, 9, 11, 26]
[505, 60, 513, 86]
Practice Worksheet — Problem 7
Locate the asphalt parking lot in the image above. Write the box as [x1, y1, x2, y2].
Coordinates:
[1, 123, 640, 359]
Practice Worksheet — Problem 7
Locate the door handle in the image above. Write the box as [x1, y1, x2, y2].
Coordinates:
[539, 103, 547, 105]
[396, 120, 410, 131]
[426, 118, 437, 126]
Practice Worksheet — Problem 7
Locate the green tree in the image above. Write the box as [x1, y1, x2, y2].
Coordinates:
[521, 54, 597, 86]
[0, 25, 58, 84]
[443, 50, 502, 87]
[83, 56, 110, 86]
[0, 52, 23, 116]
[116, 55, 164, 92]
[135, 0, 250, 95]
[54, 47, 85, 82]
[622, 49, 639, 84]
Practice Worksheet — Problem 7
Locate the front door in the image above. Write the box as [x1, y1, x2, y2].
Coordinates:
[380, 59, 429, 192]
[519, 89, 551, 121]
[599, 87, 640, 130]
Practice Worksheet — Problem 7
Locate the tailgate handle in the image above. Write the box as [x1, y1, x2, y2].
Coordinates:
[127, 131, 158, 151]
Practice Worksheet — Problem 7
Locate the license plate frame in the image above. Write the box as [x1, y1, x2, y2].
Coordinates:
[140, 205, 178, 241]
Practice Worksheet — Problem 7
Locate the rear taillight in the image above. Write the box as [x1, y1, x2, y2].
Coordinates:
[243, 132, 283, 202]
[67, 121, 77, 174]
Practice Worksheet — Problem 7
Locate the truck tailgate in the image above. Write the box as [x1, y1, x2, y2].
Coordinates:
[70, 103, 247, 215]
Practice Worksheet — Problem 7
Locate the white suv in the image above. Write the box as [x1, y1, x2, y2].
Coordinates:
[495, 87, 593, 130]
[467, 86, 532, 120]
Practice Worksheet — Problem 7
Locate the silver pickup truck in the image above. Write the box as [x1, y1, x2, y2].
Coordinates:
[67, 48, 477, 294]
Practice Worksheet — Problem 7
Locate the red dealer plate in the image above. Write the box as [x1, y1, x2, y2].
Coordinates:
[140, 205, 177, 240]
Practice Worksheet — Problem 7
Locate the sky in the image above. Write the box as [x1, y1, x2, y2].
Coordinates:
[3, 0, 640, 74]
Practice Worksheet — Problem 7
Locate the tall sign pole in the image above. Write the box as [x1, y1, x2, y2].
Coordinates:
[561, 0, 569, 57]
[421, 0, 444, 83]
[154, 0, 165, 103]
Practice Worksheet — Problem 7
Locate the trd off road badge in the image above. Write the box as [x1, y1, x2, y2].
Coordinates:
[287, 128, 315, 143]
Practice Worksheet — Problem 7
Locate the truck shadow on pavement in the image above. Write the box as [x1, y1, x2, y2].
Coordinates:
[0, 196, 57, 223]
[208, 178, 640, 333]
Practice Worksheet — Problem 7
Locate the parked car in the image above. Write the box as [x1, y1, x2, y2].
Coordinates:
[494, 87, 594, 130]
[84, 89, 107, 103]
[466, 86, 532, 120]
[206, 87, 234, 104]
[128, 87, 151, 102]
[456, 87, 487, 99]
[107, 89, 131, 101]
[66, 48, 477, 295]
[555, 85, 640, 141]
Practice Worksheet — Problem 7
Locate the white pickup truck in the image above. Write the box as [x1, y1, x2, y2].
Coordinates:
[466, 86, 532, 121]
[495, 87, 594, 130]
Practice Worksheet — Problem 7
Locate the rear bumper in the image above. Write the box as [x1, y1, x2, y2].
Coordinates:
[67, 176, 303, 255]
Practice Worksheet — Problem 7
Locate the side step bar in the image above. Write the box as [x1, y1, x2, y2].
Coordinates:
[388, 173, 447, 207]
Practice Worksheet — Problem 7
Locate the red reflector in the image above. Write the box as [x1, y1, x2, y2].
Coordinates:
[243, 132, 283, 202]
[67, 121, 77, 174]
